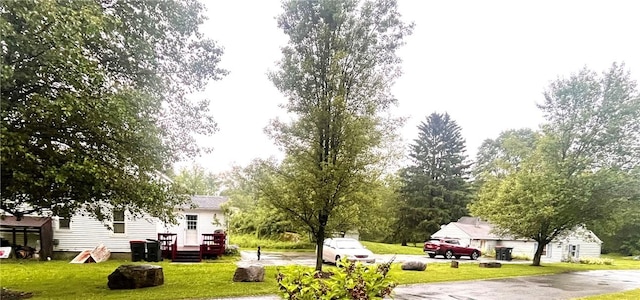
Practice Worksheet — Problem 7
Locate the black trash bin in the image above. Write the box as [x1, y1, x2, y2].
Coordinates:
[145, 239, 162, 262]
[495, 246, 505, 260]
[504, 247, 513, 261]
[129, 240, 146, 262]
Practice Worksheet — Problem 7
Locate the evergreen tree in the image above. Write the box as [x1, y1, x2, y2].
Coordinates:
[395, 112, 471, 244]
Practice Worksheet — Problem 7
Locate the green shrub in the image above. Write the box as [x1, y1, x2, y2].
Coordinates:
[276, 258, 397, 299]
[225, 245, 240, 256]
[578, 257, 614, 265]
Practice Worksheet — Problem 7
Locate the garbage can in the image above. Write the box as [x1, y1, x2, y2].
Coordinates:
[129, 240, 146, 262]
[495, 247, 505, 260]
[145, 239, 162, 262]
[504, 247, 513, 261]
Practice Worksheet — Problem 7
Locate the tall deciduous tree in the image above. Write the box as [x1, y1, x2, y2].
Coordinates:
[473, 128, 539, 184]
[1, 0, 226, 223]
[395, 113, 471, 245]
[173, 165, 221, 196]
[266, 0, 412, 270]
[470, 63, 640, 266]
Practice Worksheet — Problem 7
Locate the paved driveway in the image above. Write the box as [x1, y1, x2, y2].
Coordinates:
[239, 251, 530, 266]
[209, 270, 640, 300]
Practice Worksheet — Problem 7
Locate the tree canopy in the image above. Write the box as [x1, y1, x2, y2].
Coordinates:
[265, 0, 412, 270]
[172, 165, 221, 196]
[470, 63, 640, 266]
[1, 0, 226, 223]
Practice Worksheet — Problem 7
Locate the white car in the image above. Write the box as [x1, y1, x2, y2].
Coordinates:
[322, 238, 375, 265]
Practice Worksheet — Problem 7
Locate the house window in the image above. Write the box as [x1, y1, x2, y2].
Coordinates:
[113, 210, 125, 234]
[541, 244, 547, 256]
[186, 215, 197, 230]
[569, 244, 579, 258]
[58, 217, 71, 230]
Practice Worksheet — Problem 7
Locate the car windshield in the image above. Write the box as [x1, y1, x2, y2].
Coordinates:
[335, 240, 364, 249]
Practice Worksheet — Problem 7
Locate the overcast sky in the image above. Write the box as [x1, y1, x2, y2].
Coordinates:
[179, 0, 640, 174]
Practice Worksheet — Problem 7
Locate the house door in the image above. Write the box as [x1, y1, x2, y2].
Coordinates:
[185, 215, 198, 245]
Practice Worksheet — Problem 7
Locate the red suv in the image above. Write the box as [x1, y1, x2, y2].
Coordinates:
[423, 238, 481, 260]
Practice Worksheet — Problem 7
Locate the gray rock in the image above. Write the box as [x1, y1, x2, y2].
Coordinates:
[401, 261, 426, 271]
[108, 264, 164, 289]
[233, 265, 265, 282]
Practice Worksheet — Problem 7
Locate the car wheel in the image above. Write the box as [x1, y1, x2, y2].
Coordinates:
[455, 255, 461, 259]
[335, 255, 342, 267]
[445, 250, 454, 259]
[471, 251, 479, 260]
[428, 253, 436, 258]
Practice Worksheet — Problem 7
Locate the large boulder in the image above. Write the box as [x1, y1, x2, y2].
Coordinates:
[107, 264, 164, 289]
[233, 265, 265, 282]
[401, 261, 426, 271]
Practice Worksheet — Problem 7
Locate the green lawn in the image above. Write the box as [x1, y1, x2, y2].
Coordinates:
[575, 289, 640, 300]
[1, 255, 638, 299]
[0, 259, 278, 300]
[361, 241, 424, 255]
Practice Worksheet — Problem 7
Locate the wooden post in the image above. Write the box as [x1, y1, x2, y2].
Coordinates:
[451, 261, 459, 268]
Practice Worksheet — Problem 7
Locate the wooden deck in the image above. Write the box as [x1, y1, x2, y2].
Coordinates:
[177, 246, 200, 251]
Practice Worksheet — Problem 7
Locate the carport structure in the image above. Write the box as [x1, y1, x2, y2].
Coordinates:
[0, 216, 53, 260]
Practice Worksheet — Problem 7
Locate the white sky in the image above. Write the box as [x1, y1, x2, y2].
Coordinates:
[180, 0, 640, 174]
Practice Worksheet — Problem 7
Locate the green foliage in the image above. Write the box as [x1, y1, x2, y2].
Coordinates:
[265, 0, 412, 270]
[470, 63, 640, 266]
[473, 128, 539, 184]
[230, 234, 315, 250]
[394, 112, 471, 244]
[172, 164, 221, 195]
[276, 258, 396, 300]
[1, 0, 226, 223]
[224, 245, 240, 256]
[567, 257, 613, 266]
[229, 207, 297, 239]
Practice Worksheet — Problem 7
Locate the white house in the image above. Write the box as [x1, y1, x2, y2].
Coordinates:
[2, 195, 228, 255]
[52, 210, 159, 253]
[158, 195, 228, 247]
[431, 217, 602, 262]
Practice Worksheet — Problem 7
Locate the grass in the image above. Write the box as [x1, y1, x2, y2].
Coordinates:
[0, 259, 278, 300]
[360, 241, 424, 255]
[575, 289, 640, 300]
[1, 254, 637, 299]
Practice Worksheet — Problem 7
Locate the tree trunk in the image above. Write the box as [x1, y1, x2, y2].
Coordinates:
[315, 213, 329, 271]
[532, 241, 546, 266]
[401, 240, 407, 246]
[315, 225, 325, 271]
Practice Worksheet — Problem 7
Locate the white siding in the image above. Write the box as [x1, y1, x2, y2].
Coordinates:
[157, 209, 225, 247]
[559, 232, 602, 260]
[548, 242, 564, 262]
[53, 213, 159, 253]
[431, 224, 471, 246]
[496, 240, 534, 258]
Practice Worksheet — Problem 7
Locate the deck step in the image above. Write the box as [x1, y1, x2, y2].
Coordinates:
[172, 250, 201, 263]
